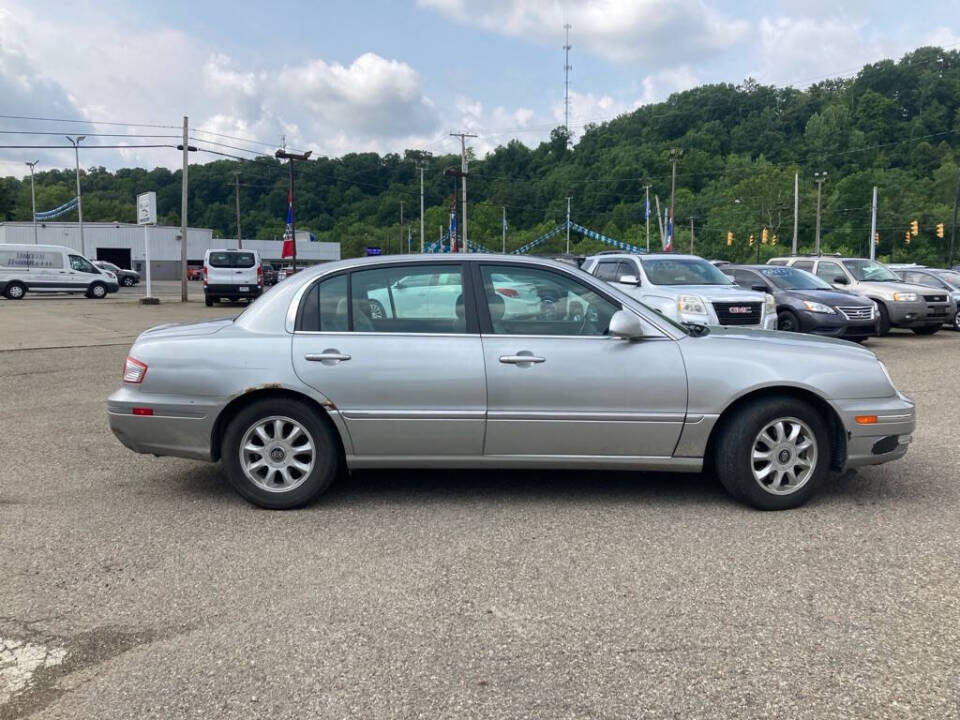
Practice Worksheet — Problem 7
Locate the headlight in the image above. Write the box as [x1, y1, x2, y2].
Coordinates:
[677, 295, 707, 315]
[764, 293, 776, 314]
[802, 300, 836, 314]
[893, 292, 917, 302]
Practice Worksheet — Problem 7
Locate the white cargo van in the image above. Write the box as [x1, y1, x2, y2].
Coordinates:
[203, 249, 262, 306]
[0, 244, 119, 299]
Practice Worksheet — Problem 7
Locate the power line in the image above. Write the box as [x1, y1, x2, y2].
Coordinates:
[0, 130, 180, 138]
[0, 144, 178, 149]
[0, 114, 179, 129]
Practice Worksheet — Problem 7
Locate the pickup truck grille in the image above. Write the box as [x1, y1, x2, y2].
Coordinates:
[712, 301, 762, 325]
[837, 305, 873, 320]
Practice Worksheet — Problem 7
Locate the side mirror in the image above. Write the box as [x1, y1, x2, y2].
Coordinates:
[616, 274, 640, 285]
[833, 275, 849, 285]
[751, 284, 768, 293]
[609, 310, 646, 339]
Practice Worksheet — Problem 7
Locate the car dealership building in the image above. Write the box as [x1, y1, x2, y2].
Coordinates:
[0, 222, 341, 280]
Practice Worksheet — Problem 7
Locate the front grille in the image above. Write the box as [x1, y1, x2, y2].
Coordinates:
[712, 301, 762, 325]
[837, 305, 873, 320]
[924, 294, 946, 302]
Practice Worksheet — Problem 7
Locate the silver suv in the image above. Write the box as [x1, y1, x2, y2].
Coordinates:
[767, 256, 953, 335]
[583, 253, 776, 329]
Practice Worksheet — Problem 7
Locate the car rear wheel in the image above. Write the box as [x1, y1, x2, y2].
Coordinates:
[777, 309, 800, 332]
[86, 282, 107, 299]
[912, 325, 940, 335]
[4, 282, 26, 300]
[715, 397, 829, 510]
[222, 399, 339, 509]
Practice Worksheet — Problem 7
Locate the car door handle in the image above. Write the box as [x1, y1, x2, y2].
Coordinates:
[305, 352, 352, 362]
[499, 354, 545, 364]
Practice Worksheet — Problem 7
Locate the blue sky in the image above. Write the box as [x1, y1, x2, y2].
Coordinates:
[1, 0, 958, 176]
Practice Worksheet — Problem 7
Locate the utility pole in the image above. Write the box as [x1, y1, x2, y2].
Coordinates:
[275, 148, 313, 270]
[869, 186, 878, 261]
[950, 168, 959, 267]
[563, 23, 572, 140]
[234, 171, 243, 249]
[566, 197, 572, 254]
[449, 132, 477, 252]
[502, 206, 506, 253]
[669, 149, 681, 252]
[644, 184, 651, 252]
[65, 136, 85, 256]
[419, 163, 425, 252]
[792, 171, 799, 255]
[814, 171, 827, 255]
[689, 217, 695, 254]
[25, 161, 39, 244]
[178, 118, 191, 301]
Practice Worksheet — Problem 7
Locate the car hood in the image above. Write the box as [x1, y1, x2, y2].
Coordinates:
[694, 325, 876, 358]
[655, 284, 764, 300]
[784, 288, 871, 306]
[856, 280, 931, 296]
[138, 318, 234, 340]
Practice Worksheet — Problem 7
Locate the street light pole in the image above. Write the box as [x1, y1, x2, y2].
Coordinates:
[275, 148, 313, 271]
[25, 161, 39, 244]
[814, 171, 827, 256]
[65, 136, 85, 256]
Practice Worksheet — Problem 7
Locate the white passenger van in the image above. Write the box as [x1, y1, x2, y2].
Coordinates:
[0, 244, 119, 299]
[203, 249, 262, 306]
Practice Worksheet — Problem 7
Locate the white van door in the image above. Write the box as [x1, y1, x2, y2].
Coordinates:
[67, 254, 101, 291]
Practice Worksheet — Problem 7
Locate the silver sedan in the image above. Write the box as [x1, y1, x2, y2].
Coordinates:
[107, 255, 915, 510]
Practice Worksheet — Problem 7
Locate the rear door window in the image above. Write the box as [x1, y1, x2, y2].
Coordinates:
[793, 260, 814, 272]
[816, 262, 844, 283]
[208, 252, 256, 268]
[593, 261, 620, 281]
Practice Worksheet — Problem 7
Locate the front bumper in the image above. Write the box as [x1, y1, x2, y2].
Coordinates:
[799, 311, 876, 338]
[835, 394, 916, 470]
[107, 387, 221, 461]
[887, 300, 936, 327]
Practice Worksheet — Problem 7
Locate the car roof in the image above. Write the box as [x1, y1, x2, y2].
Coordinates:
[586, 252, 702, 261]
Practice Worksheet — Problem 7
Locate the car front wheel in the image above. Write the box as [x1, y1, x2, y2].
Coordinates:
[777, 309, 800, 332]
[222, 399, 340, 509]
[121, 276, 135, 286]
[954, 310, 960, 331]
[715, 397, 829, 510]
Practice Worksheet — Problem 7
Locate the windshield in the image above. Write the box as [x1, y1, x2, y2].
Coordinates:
[842, 259, 899, 281]
[640, 257, 733, 286]
[934, 271, 960, 289]
[758, 266, 832, 290]
[209, 252, 255, 268]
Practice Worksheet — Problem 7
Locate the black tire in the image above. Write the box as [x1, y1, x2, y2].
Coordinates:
[954, 310, 960, 331]
[714, 397, 830, 510]
[4, 282, 26, 300]
[86, 282, 107, 299]
[205, 296, 214, 307]
[121, 276, 135, 287]
[876, 303, 891, 336]
[777, 309, 800, 332]
[221, 398, 340, 509]
[912, 325, 940, 335]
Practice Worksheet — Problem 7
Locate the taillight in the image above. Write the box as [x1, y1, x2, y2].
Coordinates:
[496, 287, 519, 298]
[202, 266, 208, 285]
[123, 356, 147, 383]
[257, 265, 263, 285]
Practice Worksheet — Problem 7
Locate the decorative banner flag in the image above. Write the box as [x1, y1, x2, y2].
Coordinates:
[663, 216, 673, 252]
[449, 191, 458, 253]
[281, 184, 295, 259]
[34, 196, 79, 221]
[644, 197, 650, 220]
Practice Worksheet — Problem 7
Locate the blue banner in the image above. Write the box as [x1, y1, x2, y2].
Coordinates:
[34, 197, 78, 221]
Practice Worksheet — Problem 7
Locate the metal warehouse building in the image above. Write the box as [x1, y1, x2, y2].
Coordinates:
[0, 222, 341, 280]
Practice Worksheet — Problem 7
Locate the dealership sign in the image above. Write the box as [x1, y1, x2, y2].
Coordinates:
[137, 192, 157, 225]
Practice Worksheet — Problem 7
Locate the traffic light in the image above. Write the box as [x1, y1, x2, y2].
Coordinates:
[904, 229, 911, 245]
[937, 222, 945, 238]
[726, 231, 733, 246]
[874, 232, 880, 245]
[761, 227, 769, 244]
[771, 234, 778, 246]
[748, 234, 754, 246]
[910, 219, 918, 236]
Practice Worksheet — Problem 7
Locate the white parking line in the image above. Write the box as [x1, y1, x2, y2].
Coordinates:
[0, 637, 66, 704]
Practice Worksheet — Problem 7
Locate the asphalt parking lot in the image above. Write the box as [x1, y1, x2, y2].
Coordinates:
[1, 290, 959, 719]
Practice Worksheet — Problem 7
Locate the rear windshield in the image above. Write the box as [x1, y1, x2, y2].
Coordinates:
[209, 252, 255, 268]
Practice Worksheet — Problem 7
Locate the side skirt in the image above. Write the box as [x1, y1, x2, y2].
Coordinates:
[346, 455, 703, 472]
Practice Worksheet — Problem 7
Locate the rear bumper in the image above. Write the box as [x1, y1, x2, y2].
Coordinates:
[835, 394, 916, 470]
[204, 284, 262, 299]
[107, 387, 221, 461]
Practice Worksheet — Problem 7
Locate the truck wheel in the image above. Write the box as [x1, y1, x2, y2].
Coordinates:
[876, 303, 891, 336]
[86, 282, 107, 299]
[222, 399, 340, 509]
[912, 325, 940, 335]
[714, 397, 829, 510]
[4, 282, 26, 300]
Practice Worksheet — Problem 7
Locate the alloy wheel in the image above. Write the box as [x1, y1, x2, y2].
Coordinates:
[239, 415, 316, 493]
[751, 417, 818, 495]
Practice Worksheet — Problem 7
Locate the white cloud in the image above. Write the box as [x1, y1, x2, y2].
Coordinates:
[418, 0, 750, 66]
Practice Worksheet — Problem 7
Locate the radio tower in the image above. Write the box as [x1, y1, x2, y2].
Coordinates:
[563, 23, 572, 141]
